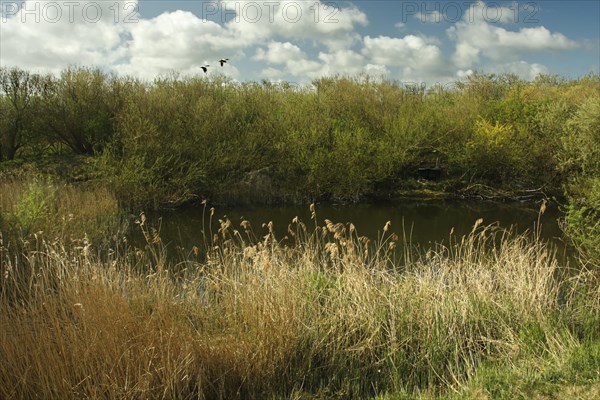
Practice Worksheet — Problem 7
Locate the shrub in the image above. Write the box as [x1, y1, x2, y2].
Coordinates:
[460, 118, 528, 185]
[0, 173, 119, 245]
[560, 95, 600, 264]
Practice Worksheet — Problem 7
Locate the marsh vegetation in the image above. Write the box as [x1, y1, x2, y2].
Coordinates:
[1, 200, 599, 399]
[1, 67, 599, 398]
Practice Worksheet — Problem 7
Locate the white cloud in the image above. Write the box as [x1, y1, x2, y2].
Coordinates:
[456, 69, 475, 79]
[223, 0, 367, 50]
[259, 67, 285, 80]
[255, 42, 372, 81]
[254, 41, 306, 64]
[114, 10, 244, 79]
[448, 1, 578, 68]
[0, 0, 585, 84]
[318, 49, 365, 76]
[362, 35, 450, 80]
[1, 0, 369, 80]
[254, 41, 321, 78]
[0, 0, 133, 74]
[364, 64, 391, 79]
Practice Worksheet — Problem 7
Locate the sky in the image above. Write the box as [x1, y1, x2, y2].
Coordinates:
[1, 0, 599, 85]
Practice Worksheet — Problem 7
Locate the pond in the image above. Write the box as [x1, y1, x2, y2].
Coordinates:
[135, 199, 573, 265]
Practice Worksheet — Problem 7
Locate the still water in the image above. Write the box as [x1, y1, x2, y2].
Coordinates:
[137, 199, 572, 264]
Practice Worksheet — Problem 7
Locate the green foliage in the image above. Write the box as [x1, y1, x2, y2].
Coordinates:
[459, 118, 529, 185]
[99, 77, 215, 208]
[563, 196, 600, 263]
[0, 173, 120, 245]
[568, 340, 600, 381]
[39, 66, 133, 155]
[560, 95, 600, 263]
[2, 67, 600, 259]
[561, 95, 600, 180]
[0, 67, 44, 160]
[2, 69, 595, 201]
[10, 177, 55, 236]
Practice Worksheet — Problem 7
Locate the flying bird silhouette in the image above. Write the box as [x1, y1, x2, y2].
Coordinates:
[219, 58, 229, 67]
[200, 65, 209, 73]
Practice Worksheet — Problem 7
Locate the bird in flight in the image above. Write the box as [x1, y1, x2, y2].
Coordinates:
[200, 65, 209, 73]
[219, 58, 229, 67]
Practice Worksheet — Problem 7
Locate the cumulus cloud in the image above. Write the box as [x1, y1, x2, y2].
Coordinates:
[222, 0, 367, 50]
[254, 41, 306, 64]
[447, 1, 578, 68]
[362, 35, 451, 80]
[0, 0, 585, 84]
[0, 0, 134, 74]
[318, 49, 365, 76]
[255, 42, 373, 81]
[115, 10, 242, 79]
[0, 0, 369, 80]
[364, 64, 391, 78]
[121, 12, 206, 68]
[259, 66, 285, 80]
[456, 69, 475, 79]
[254, 41, 321, 78]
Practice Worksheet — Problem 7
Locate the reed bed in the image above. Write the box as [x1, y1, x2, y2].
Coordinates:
[0, 206, 598, 399]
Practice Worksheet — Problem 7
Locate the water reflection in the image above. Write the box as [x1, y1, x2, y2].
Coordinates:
[133, 200, 567, 259]
[135, 199, 572, 264]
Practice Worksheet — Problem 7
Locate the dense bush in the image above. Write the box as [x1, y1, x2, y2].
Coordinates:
[1, 67, 599, 260]
[560, 94, 600, 262]
[0, 68, 43, 160]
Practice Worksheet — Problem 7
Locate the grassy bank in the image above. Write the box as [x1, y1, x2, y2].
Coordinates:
[1, 205, 599, 399]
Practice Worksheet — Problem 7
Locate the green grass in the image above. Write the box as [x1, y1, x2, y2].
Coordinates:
[0, 170, 120, 245]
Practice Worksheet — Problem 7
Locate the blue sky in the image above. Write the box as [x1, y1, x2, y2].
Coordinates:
[1, 0, 598, 84]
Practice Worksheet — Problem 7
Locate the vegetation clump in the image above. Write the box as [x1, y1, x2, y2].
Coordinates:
[0, 170, 120, 247]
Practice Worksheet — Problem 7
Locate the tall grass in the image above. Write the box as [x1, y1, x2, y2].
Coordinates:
[0, 171, 120, 245]
[1, 207, 598, 399]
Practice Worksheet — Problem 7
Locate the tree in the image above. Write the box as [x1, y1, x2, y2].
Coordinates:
[40, 67, 116, 155]
[0, 67, 41, 160]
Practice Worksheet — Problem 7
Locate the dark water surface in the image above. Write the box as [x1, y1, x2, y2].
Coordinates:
[138, 199, 573, 264]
